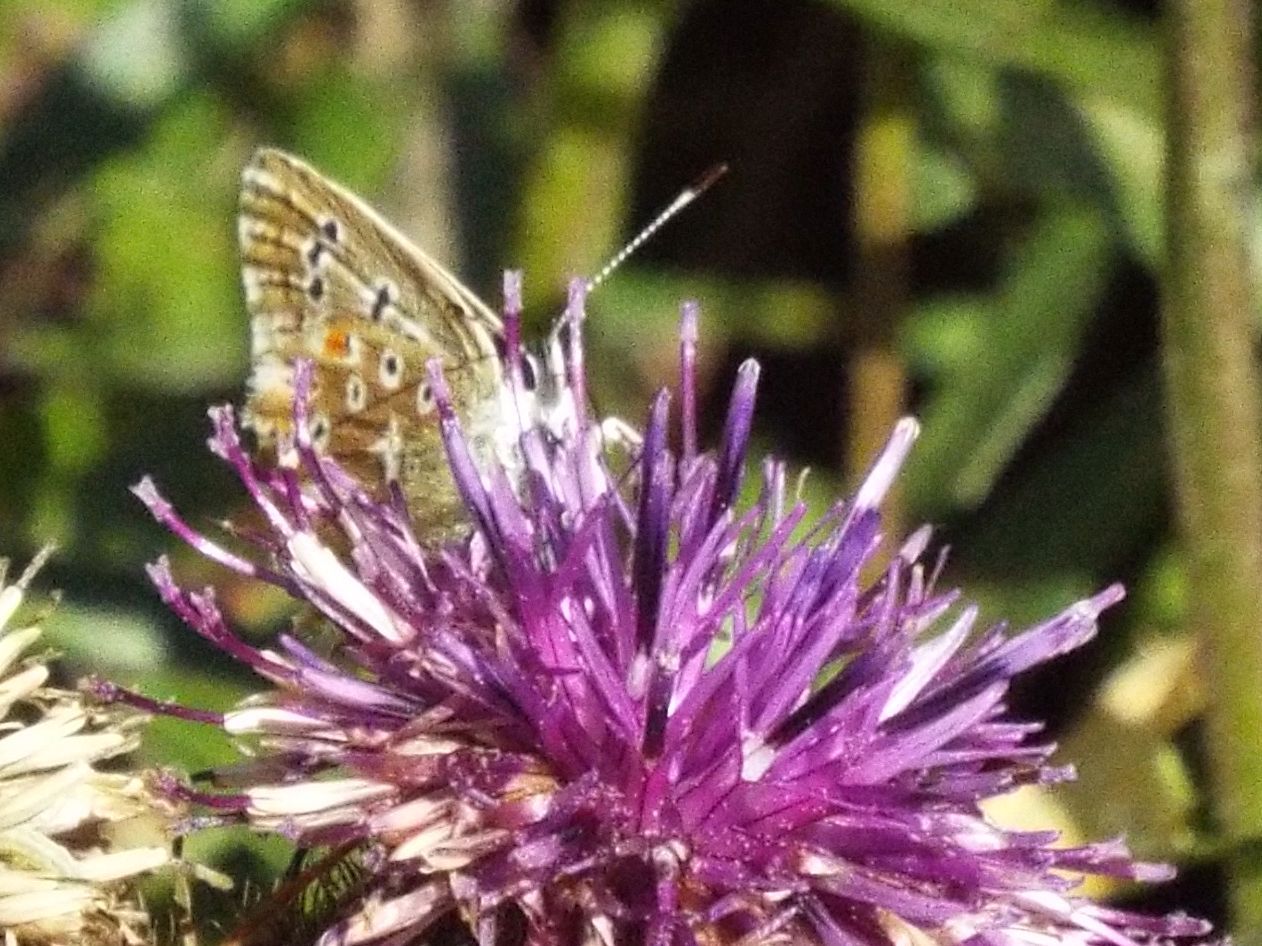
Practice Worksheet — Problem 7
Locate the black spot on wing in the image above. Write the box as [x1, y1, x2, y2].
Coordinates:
[371, 284, 393, 322]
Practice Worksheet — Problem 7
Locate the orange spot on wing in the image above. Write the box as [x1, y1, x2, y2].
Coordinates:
[322, 329, 351, 358]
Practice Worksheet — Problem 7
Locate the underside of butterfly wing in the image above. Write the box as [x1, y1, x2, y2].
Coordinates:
[237, 148, 509, 537]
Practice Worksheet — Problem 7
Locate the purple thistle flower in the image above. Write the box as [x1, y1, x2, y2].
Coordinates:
[132, 280, 1211, 946]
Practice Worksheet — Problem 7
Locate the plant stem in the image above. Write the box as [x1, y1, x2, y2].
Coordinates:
[1163, 1, 1262, 940]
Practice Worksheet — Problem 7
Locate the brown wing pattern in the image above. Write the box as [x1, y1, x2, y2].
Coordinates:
[237, 148, 505, 531]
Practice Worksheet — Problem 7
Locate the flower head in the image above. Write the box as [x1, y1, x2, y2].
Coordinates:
[134, 281, 1210, 946]
[0, 549, 180, 945]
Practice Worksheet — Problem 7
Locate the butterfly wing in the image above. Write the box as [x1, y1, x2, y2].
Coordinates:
[238, 148, 505, 532]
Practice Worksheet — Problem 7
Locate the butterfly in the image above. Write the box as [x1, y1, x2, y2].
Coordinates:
[238, 148, 720, 540]
[237, 148, 562, 537]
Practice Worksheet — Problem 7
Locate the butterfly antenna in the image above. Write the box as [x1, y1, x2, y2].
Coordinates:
[585, 163, 729, 293]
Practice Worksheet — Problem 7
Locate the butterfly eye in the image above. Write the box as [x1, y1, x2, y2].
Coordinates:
[345, 373, 366, 413]
[379, 350, 404, 390]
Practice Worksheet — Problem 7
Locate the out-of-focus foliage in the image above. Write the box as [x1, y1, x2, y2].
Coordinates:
[0, 0, 1235, 931]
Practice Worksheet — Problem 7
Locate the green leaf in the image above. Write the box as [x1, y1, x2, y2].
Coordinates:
[820, 0, 1159, 117]
[905, 203, 1114, 513]
[914, 138, 978, 233]
[47, 601, 255, 772]
[561, 7, 665, 104]
[515, 125, 627, 295]
[1077, 95, 1164, 263]
[923, 51, 1165, 266]
[187, 0, 312, 51]
[42, 386, 109, 475]
[45, 603, 172, 676]
[996, 75, 1164, 265]
[946, 367, 1165, 625]
[510, 4, 673, 293]
[78, 0, 188, 108]
[1130, 544, 1190, 635]
[1059, 704, 1199, 858]
[287, 71, 404, 189]
[85, 93, 244, 392]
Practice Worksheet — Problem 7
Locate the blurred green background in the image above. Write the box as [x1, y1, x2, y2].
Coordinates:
[0, 0, 1238, 934]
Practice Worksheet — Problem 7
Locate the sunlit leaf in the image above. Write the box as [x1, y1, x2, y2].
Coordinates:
[1130, 544, 1190, 634]
[924, 56, 1164, 267]
[561, 7, 664, 104]
[1078, 96, 1164, 263]
[45, 602, 171, 674]
[287, 70, 403, 189]
[1059, 705, 1199, 858]
[820, 0, 1158, 116]
[982, 785, 1117, 898]
[512, 5, 671, 298]
[87, 93, 244, 392]
[189, 0, 312, 50]
[914, 138, 977, 233]
[78, 0, 187, 108]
